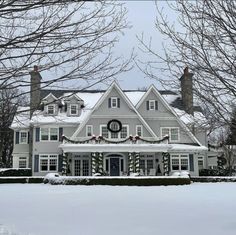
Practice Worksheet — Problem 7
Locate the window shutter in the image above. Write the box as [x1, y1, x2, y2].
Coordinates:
[117, 98, 120, 108]
[28, 131, 30, 144]
[189, 154, 194, 171]
[65, 103, 67, 112]
[155, 101, 158, 110]
[58, 155, 63, 172]
[35, 128, 40, 142]
[146, 101, 149, 110]
[34, 155, 39, 172]
[15, 131, 19, 144]
[108, 98, 111, 108]
[59, 127, 63, 142]
[168, 155, 171, 173]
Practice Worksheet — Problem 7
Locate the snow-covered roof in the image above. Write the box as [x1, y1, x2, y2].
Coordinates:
[11, 107, 30, 129]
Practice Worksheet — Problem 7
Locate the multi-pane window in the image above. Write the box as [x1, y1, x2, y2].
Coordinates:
[41, 128, 58, 141]
[161, 127, 179, 142]
[198, 157, 204, 170]
[70, 104, 78, 115]
[100, 125, 128, 139]
[40, 155, 58, 172]
[120, 126, 128, 139]
[101, 126, 109, 138]
[47, 105, 55, 115]
[19, 157, 27, 168]
[20, 131, 27, 144]
[149, 100, 155, 110]
[86, 125, 93, 137]
[171, 155, 189, 171]
[136, 125, 143, 136]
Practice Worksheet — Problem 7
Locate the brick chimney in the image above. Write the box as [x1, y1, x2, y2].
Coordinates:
[30, 65, 42, 117]
[180, 67, 193, 115]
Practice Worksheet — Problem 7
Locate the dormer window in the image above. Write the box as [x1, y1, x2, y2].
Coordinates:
[108, 97, 120, 108]
[47, 104, 55, 115]
[146, 100, 158, 110]
[70, 104, 78, 115]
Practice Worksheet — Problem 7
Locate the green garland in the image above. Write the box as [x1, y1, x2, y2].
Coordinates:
[62, 135, 169, 144]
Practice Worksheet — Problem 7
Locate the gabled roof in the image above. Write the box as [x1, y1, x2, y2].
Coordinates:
[42, 92, 58, 102]
[71, 81, 158, 139]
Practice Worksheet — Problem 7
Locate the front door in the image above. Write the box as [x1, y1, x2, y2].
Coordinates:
[110, 158, 120, 176]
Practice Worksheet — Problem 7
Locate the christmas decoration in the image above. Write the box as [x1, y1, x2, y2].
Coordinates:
[162, 152, 170, 176]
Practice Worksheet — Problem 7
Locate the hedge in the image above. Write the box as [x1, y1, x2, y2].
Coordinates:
[0, 168, 32, 177]
[47, 176, 191, 186]
[191, 177, 236, 183]
[0, 177, 44, 184]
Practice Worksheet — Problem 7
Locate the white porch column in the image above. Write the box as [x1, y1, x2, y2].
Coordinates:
[61, 151, 67, 176]
[162, 152, 170, 176]
[134, 152, 140, 174]
[91, 152, 97, 175]
[98, 152, 104, 174]
[128, 152, 134, 175]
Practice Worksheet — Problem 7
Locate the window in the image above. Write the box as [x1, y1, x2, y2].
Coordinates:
[136, 125, 143, 136]
[161, 127, 179, 142]
[70, 104, 78, 115]
[19, 157, 27, 168]
[40, 155, 58, 172]
[47, 105, 55, 115]
[40, 128, 58, 141]
[147, 100, 158, 110]
[198, 157, 204, 170]
[20, 131, 28, 144]
[108, 97, 120, 108]
[86, 125, 93, 137]
[100, 125, 128, 139]
[171, 155, 189, 171]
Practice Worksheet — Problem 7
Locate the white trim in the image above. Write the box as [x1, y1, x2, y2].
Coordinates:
[86, 125, 93, 137]
[136, 125, 143, 137]
[99, 124, 129, 139]
[71, 82, 157, 139]
[91, 115, 138, 118]
[104, 154, 125, 176]
[39, 154, 58, 172]
[40, 127, 59, 142]
[42, 93, 58, 102]
[69, 104, 79, 115]
[46, 104, 56, 115]
[19, 131, 28, 144]
[170, 154, 189, 171]
[149, 100, 155, 110]
[160, 127, 180, 142]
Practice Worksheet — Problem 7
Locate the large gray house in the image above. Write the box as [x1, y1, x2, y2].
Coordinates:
[11, 66, 208, 176]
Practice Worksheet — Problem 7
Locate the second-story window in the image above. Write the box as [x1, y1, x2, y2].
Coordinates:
[146, 100, 158, 110]
[108, 97, 120, 108]
[136, 125, 143, 137]
[47, 105, 55, 115]
[86, 125, 93, 137]
[70, 104, 78, 115]
[41, 128, 58, 141]
[20, 131, 28, 144]
[161, 127, 179, 142]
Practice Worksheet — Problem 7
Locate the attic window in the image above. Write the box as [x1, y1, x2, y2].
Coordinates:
[47, 105, 55, 115]
[147, 100, 158, 110]
[108, 97, 120, 108]
[70, 104, 78, 115]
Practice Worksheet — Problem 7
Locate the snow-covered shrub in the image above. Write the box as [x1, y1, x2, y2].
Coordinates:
[43, 173, 60, 184]
[0, 168, 31, 177]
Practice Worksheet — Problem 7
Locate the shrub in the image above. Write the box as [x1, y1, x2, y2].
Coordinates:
[199, 168, 234, 176]
[0, 168, 32, 177]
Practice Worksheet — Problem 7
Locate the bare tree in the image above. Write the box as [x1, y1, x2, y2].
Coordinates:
[138, 0, 236, 130]
[0, 1, 132, 102]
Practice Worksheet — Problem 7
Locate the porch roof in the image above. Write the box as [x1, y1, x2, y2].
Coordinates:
[59, 143, 207, 153]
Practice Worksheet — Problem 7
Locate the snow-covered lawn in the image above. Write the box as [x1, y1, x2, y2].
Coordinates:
[1, 183, 236, 235]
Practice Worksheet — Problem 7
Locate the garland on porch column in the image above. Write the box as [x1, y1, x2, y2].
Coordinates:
[134, 153, 140, 174]
[98, 152, 104, 174]
[91, 153, 97, 175]
[162, 152, 170, 176]
[61, 152, 67, 176]
[128, 152, 134, 174]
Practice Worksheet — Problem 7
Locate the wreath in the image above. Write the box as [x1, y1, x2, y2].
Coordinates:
[107, 119, 122, 133]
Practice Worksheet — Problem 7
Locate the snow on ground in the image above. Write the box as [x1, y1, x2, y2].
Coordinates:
[1, 183, 236, 235]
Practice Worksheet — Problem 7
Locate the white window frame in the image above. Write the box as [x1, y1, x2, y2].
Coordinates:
[111, 97, 118, 108]
[171, 154, 189, 171]
[86, 125, 93, 137]
[40, 128, 59, 142]
[161, 127, 180, 142]
[47, 104, 56, 115]
[149, 100, 155, 110]
[136, 125, 143, 137]
[19, 131, 28, 144]
[19, 157, 27, 168]
[70, 104, 79, 115]
[39, 154, 58, 172]
[100, 124, 129, 139]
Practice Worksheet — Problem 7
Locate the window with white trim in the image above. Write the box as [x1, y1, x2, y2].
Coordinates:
[19, 157, 27, 168]
[136, 125, 143, 136]
[171, 155, 189, 171]
[20, 131, 28, 144]
[149, 100, 155, 110]
[70, 104, 78, 115]
[100, 125, 128, 139]
[86, 125, 93, 137]
[40, 128, 58, 141]
[161, 127, 179, 142]
[198, 157, 204, 170]
[47, 105, 55, 115]
[40, 155, 58, 172]
[111, 97, 118, 108]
